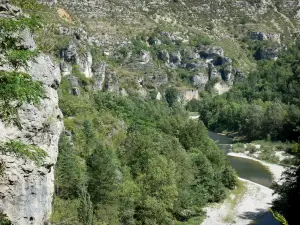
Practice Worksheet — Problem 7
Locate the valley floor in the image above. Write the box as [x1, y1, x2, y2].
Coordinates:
[201, 178, 278, 225]
[201, 153, 285, 225]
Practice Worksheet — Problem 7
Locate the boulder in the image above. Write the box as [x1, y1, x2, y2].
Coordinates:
[181, 90, 199, 102]
[191, 73, 209, 87]
[138, 50, 151, 64]
[170, 51, 181, 64]
[156, 91, 162, 100]
[251, 32, 281, 44]
[120, 88, 128, 96]
[220, 63, 233, 82]
[158, 50, 170, 63]
[68, 76, 79, 87]
[13, 28, 37, 50]
[186, 60, 208, 71]
[71, 87, 80, 96]
[0, 2, 22, 18]
[60, 42, 77, 63]
[199, 45, 224, 58]
[105, 70, 119, 93]
[255, 47, 278, 60]
[208, 63, 221, 80]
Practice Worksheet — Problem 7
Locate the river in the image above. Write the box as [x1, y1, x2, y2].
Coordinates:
[208, 131, 273, 187]
[208, 131, 280, 225]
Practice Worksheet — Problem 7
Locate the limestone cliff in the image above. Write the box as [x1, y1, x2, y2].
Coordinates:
[0, 38, 63, 225]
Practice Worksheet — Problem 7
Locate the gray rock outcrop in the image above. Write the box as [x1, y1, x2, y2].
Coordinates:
[251, 32, 281, 44]
[191, 73, 209, 87]
[138, 50, 151, 64]
[158, 50, 170, 63]
[0, 54, 63, 225]
[0, 1, 22, 18]
[92, 62, 107, 91]
[105, 70, 119, 93]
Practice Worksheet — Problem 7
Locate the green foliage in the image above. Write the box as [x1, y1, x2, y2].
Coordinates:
[78, 186, 94, 225]
[259, 147, 280, 163]
[11, 0, 43, 13]
[0, 16, 41, 33]
[0, 71, 44, 126]
[55, 88, 237, 224]
[87, 144, 118, 205]
[272, 143, 300, 225]
[0, 161, 4, 177]
[132, 39, 149, 54]
[6, 50, 39, 69]
[0, 141, 47, 165]
[0, 17, 41, 51]
[51, 197, 80, 225]
[185, 99, 201, 112]
[197, 40, 300, 141]
[270, 209, 289, 225]
[55, 134, 85, 198]
[190, 36, 213, 47]
[0, 213, 11, 225]
[165, 87, 179, 107]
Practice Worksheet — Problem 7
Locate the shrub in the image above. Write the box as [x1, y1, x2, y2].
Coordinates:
[247, 145, 257, 154]
[0, 141, 47, 166]
[259, 147, 279, 163]
[165, 87, 179, 107]
[0, 71, 44, 126]
[0, 213, 11, 225]
[6, 50, 39, 69]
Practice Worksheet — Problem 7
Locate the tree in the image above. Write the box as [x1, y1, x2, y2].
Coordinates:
[86, 144, 118, 205]
[86, 144, 120, 225]
[272, 143, 300, 225]
[78, 186, 94, 225]
[55, 134, 85, 199]
[165, 87, 179, 107]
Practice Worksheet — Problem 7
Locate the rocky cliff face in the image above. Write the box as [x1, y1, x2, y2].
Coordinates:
[0, 22, 63, 224]
[52, 0, 299, 101]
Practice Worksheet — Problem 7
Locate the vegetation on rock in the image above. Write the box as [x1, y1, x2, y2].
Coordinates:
[0, 71, 44, 126]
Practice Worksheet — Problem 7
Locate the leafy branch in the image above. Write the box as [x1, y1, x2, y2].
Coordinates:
[0, 140, 47, 166]
[0, 71, 45, 127]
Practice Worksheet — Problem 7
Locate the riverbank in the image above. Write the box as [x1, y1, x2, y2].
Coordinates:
[201, 178, 279, 225]
[227, 152, 285, 183]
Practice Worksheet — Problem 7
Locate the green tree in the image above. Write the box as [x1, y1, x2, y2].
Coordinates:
[272, 143, 300, 225]
[165, 87, 179, 107]
[78, 186, 94, 225]
[86, 144, 118, 205]
[55, 134, 85, 198]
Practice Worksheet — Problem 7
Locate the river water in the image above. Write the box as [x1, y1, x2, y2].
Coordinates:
[208, 131, 280, 225]
[208, 131, 273, 187]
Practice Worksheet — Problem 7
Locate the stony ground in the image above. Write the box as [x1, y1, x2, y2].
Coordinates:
[201, 178, 278, 225]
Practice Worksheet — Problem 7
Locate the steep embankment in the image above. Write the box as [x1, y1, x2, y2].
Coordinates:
[0, 2, 63, 224]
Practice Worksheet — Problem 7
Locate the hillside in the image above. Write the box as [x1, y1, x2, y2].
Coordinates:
[0, 0, 300, 224]
[35, 0, 300, 97]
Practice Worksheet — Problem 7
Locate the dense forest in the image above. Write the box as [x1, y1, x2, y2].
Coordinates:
[52, 80, 237, 224]
[187, 40, 300, 142]
[186, 40, 300, 225]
